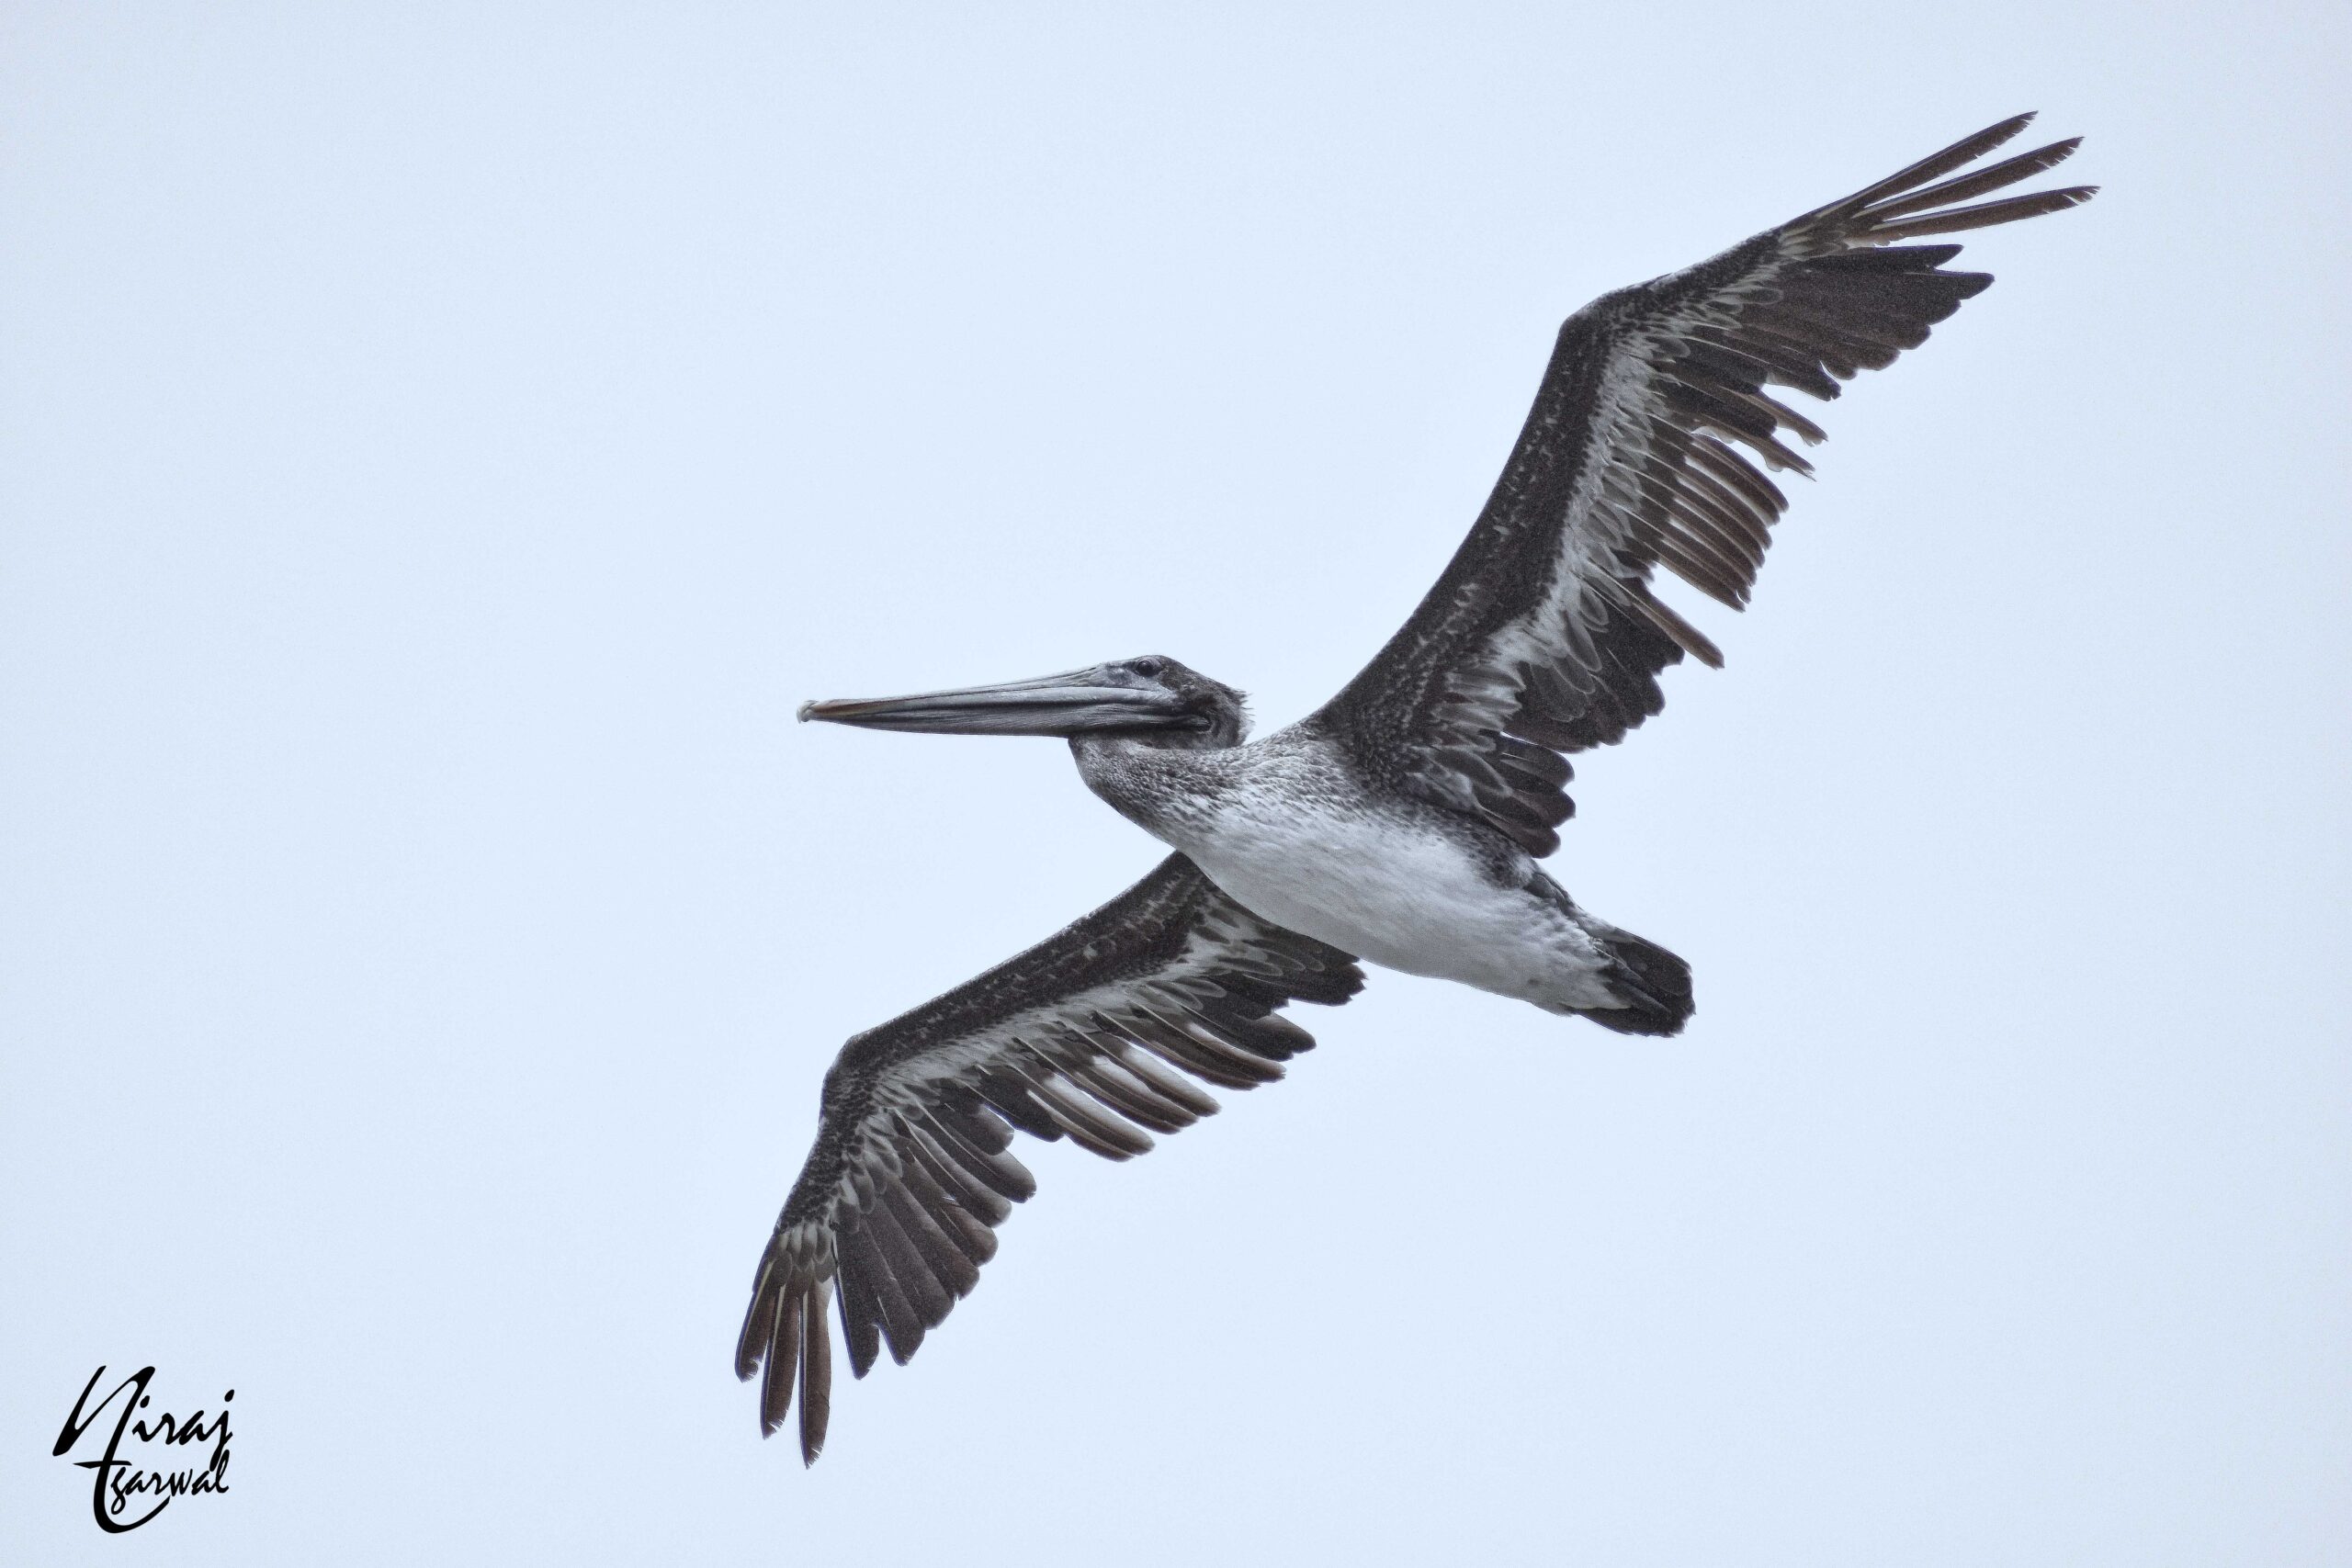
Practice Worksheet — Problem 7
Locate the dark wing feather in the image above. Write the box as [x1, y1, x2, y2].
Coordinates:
[734, 853, 1363, 1464]
[1315, 115, 2094, 855]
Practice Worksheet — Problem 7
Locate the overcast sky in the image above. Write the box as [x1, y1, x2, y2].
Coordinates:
[4, 4, 2346, 1563]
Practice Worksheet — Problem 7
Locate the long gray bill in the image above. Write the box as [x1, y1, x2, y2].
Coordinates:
[797, 670, 1188, 737]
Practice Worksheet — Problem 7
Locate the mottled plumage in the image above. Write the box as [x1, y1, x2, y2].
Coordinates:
[742, 116, 2093, 1462]
[735, 855, 1360, 1460]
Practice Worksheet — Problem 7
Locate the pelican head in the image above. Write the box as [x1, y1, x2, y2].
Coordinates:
[800, 656, 1250, 750]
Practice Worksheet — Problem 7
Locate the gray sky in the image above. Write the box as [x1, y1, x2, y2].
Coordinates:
[4, 4, 2346, 1563]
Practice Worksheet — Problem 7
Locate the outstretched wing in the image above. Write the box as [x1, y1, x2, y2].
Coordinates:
[735, 853, 1363, 1463]
[1315, 115, 2095, 856]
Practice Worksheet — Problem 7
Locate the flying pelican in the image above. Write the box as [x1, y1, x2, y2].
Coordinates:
[739, 115, 2093, 1462]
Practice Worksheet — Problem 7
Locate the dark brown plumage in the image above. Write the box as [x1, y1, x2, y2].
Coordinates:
[735, 855, 1362, 1463]
[742, 115, 2092, 1463]
[1317, 112, 2094, 858]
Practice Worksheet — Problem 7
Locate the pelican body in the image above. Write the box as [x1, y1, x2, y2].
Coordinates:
[739, 116, 2096, 1463]
[807, 661, 1687, 1028]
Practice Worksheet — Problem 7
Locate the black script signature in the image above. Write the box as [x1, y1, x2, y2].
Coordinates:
[51, 1366, 233, 1533]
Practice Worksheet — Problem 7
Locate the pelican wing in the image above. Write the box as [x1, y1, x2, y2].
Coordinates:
[1315, 115, 2094, 856]
[735, 853, 1363, 1463]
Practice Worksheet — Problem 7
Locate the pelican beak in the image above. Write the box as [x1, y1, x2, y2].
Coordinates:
[797, 669, 1189, 737]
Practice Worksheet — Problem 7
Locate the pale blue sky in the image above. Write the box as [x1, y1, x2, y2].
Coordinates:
[4, 5, 2346, 1563]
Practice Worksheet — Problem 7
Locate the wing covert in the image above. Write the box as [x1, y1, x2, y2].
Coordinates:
[1316, 114, 2094, 855]
[734, 853, 1363, 1463]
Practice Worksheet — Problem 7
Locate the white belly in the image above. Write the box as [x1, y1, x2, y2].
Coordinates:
[1169, 798, 1616, 1010]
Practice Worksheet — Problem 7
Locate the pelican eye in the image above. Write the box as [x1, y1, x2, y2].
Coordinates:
[1125, 658, 1166, 679]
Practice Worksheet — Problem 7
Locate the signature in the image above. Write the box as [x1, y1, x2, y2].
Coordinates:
[51, 1366, 233, 1533]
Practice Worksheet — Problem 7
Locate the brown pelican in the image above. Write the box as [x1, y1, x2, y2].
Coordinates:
[738, 115, 2093, 1462]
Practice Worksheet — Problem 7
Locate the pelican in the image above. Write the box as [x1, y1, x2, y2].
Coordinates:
[739, 115, 2093, 1461]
